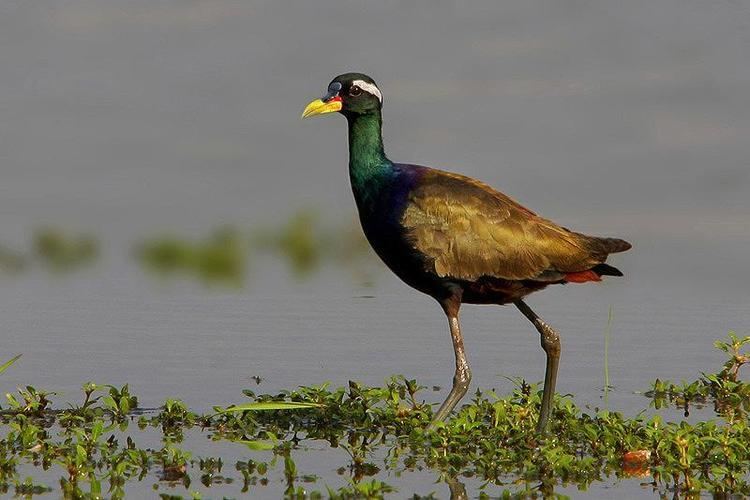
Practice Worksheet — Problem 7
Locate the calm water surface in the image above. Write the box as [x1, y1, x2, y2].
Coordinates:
[1, 0, 749, 497]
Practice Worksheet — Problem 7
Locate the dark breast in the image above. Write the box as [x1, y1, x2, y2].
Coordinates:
[353, 165, 452, 299]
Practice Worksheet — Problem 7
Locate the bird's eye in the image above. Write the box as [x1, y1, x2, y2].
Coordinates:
[349, 86, 362, 96]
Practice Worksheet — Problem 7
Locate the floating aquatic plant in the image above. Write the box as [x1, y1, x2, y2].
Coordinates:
[0, 333, 748, 497]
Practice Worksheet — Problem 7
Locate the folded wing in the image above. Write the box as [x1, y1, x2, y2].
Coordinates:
[401, 169, 630, 282]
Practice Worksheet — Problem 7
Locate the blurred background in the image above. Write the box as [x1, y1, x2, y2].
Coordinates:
[1, 0, 748, 416]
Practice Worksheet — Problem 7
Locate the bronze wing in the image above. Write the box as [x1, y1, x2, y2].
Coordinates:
[401, 169, 608, 282]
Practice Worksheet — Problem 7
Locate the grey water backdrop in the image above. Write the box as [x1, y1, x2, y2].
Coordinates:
[1, 0, 749, 496]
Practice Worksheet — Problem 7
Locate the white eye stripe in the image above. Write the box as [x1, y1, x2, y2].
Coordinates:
[351, 79, 382, 103]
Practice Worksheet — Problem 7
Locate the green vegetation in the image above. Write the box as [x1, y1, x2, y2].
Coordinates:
[0, 245, 26, 275]
[216, 401, 323, 413]
[0, 355, 21, 376]
[0, 228, 98, 276]
[137, 210, 378, 286]
[1, 211, 377, 286]
[603, 305, 613, 405]
[251, 210, 375, 282]
[646, 332, 750, 420]
[252, 211, 322, 278]
[0, 334, 748, 498]
[33, 228, 99, 272]
[137, 227, 248, 286]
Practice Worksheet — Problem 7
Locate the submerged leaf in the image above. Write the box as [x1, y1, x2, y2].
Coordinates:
[235, 439, 276, 451]
[217, 401, 322, 412]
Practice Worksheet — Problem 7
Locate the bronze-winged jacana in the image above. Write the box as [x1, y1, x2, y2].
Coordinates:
[302, 73, 631, 432]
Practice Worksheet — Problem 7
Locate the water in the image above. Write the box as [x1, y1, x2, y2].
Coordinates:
[1, 0, 749, 496]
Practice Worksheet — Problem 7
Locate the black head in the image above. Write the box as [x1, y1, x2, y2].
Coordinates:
[302, 73, 383, 119]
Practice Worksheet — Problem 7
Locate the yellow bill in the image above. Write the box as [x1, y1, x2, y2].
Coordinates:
[301, 98, 342, 119]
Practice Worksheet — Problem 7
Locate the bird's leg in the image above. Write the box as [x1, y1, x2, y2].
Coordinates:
[514, 299, 561, 433]
[429, 294, 471, 428]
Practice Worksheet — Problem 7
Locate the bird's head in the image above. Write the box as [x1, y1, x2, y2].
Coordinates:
[302, 73, 383, 119]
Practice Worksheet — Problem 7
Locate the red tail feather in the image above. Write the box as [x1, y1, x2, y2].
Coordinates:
[565, 270, 602, 283]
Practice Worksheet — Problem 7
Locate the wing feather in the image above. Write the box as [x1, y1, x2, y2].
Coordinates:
[401, 169, 607, 281]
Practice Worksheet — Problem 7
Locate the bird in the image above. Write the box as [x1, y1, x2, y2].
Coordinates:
[302, 73, 631, 432]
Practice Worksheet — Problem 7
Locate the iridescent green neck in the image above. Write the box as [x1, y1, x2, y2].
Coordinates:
[346, 111, 391, 195]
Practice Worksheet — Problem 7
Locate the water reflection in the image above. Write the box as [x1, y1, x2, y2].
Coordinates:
[446, 475, 468, 500]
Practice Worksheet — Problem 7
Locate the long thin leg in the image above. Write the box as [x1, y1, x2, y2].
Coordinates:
[429, 294, 471, 427]
[514, 299, 561, 433]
